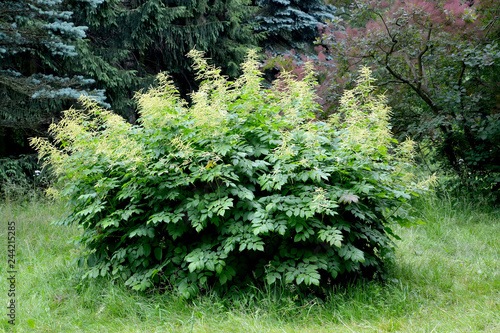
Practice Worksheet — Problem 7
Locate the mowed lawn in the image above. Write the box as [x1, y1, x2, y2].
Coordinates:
[0, 194, 499, 332]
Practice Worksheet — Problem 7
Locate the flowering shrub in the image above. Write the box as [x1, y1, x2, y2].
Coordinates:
[32, 50, 421, 297]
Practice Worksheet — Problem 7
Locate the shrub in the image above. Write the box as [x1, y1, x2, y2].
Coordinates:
[31, 50, 422, 298]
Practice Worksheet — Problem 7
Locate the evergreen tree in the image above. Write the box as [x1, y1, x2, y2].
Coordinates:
[71, 0, 263, 118]
[0, 0, 106, 154]
[254, 0, 339, 53]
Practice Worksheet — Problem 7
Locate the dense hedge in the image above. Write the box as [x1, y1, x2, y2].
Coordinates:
[32, 50, 422, 297]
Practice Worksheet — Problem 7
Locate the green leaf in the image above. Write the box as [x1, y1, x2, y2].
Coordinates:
[219, 274, 228, 285]
[87, 253, 97, 267]
[154, 248, 162, 261]
[206, 261, 215, 271]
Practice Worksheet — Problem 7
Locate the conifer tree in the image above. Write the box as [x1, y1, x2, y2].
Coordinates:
[71, 0, 262, 117]
[254, 0, 339, 52]
[0, 0, 106, 154]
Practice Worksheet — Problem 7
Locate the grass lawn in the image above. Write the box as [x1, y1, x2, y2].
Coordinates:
[0, 194, 499, 332]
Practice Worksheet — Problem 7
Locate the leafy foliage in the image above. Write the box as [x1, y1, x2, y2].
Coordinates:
[312, 0, 500, 200]
[32, 50, 422, 297]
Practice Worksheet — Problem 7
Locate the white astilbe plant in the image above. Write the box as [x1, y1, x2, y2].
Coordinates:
[31, 51, 425, 298]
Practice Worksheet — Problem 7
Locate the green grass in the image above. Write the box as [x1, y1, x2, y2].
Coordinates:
[0, 194, 499, 332]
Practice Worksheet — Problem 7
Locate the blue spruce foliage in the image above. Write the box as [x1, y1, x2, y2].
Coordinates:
[0, 0, 108, 132]
[255, 0, 339, 52]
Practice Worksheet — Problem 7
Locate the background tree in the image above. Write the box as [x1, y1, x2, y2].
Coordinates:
[254, 0, 338, 53]
[70, 0, 263, 120]
[254, 0, 340, 87]
[0, 0, 106, 155]
[314, 0, 500, 198]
